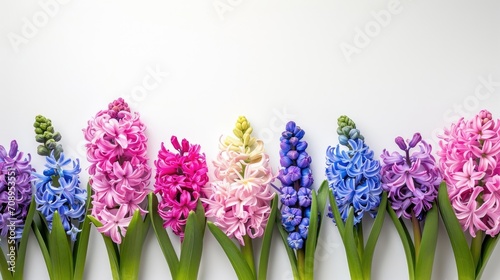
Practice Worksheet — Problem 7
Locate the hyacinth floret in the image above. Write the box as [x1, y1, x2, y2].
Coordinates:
[154, 136, 209, 239]
[277, 121, 314, 250]
[380, 133, 441, 221]
[84, 98, 151, 244]
[438, 109, 500, 237]
[0, 140, 34, 240]
[203, 116, 275, 246]
[326, 116, 382, 226]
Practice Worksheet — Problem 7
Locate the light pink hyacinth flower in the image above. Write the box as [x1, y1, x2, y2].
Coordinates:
[84, 98, 151, 244]
[202, 117, 275, 246]
[438, 109, 500, 237]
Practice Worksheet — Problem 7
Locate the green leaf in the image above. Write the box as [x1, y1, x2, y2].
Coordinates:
[304, 190, 319, 279]
[178, 211, 204, 280]
[258, 195, 278, 280]
[32, 213, 52, 278]
[49, 211, 74, 280]
[276, 217, 300, 280]
[476, 234, 500, 279]
[13, 196, 37, 280]
[88, 215, 121, 280]
[120, 210, 150, 280]
[315, 180, 330, 244]
[362, 192, 387, 280]
[328, 188, 345, 238]
[73, 183, 92, 280]
[438, 182, 475, 280]
[344, 208, 364, 280]
[148, 193, 180, 279]
[194, 199, 207, 238]
[0, 242, 13, 280]
[207, 222, 255, 280]
[415, 201, 438, 280]
[387, 201, 415, 280]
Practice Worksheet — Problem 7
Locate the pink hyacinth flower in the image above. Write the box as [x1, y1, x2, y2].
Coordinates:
[438, 109, 500, 237]
[84, 98, 151, 244]
[154, 136, 209, 239]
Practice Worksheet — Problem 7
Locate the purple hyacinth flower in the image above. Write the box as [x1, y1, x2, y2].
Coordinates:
[281, 187, 298, 206]
[281, 206, 302, 229]
[0, 140, 34, 240]
[298, 217, 310, 239]
[298, 187, 312, 207]
[277, 121, 315, 250]
[287, 232, 304, 249]
[380, 133, 441, 220]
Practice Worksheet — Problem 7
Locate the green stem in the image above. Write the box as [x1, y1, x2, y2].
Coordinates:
[297, 248, 305, 280]
[241, 235, 256, 277]
[411, 212, 421, 261]
[356, 223, 364, 261]
[471, 230, 483, 271]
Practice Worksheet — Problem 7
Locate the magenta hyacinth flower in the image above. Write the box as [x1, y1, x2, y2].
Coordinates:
[154, 136, 209, 239]
[0, 140, 34, 239]
[438, 109, 500, 237]
[381, 133, 442, 220]
[84, 98, 152, 244]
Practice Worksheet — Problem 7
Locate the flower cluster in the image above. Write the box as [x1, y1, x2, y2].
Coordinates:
[33, 115, 87, 241]
[154, 136, 209, 238]
[438, 109, 500, 237]
[84, 98, 151, 244]
[277, 121, 313, 250]
[203, 116, 275, 246]
[380, 133, 441, 220]
[0, 140, 33, 239]
[34, 153, 86, 241]
[326, 116, 381, 225]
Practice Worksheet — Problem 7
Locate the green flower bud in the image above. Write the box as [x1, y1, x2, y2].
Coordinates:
[43, 131, 53, 140]
[54, 145, 63, 160]
[37, 145, 50, 156]
[35, 128, 44, 134]
[35, 115, 46, 123]
[53, 132, 62, 142]
[46, 139, 57, 150]
[35, 134, 46, 143]
[34, 121, 40, 128]
[337, 115, 356, 130]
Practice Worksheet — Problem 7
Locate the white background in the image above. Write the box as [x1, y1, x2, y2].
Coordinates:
[1, 0, 500, 279]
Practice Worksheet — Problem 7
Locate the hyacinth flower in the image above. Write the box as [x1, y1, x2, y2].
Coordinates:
[202, 116, 277, 280]
[275, 121, 329, 280]
[0, 140, 36, 280]
[381, 133, 442, 280]
[437, 109, 500, 280]
[150, 136, 209, 279]
[325, 115, 386, 280]
[31, 115, 91, 280]
[84, 98, 151, 280]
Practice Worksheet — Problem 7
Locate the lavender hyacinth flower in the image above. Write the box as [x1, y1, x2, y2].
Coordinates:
[380, 133, 441, 220]
[0, 140, 34, 240]
[326, 116, 382, 225]
[277, 121, 314, 249]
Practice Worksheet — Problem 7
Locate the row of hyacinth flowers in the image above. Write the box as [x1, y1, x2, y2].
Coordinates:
[0, 98, 499, 280]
